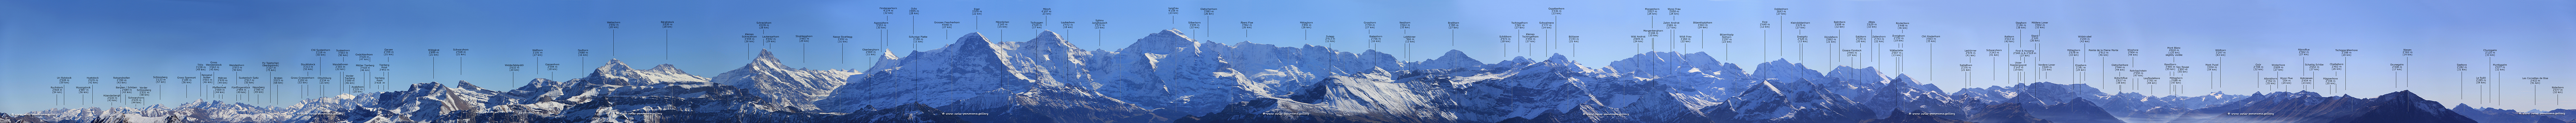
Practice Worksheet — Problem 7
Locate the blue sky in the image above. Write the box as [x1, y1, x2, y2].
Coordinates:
[4, 0, 2572, 111]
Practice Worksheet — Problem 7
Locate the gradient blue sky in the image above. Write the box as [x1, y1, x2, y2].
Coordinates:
[4, 0, 2572, 112]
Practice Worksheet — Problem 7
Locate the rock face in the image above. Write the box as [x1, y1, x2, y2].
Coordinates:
[713, 49, 861, 110]
[1085, 30, 1265, 115]
[815, 31, 1161, 123]
[11, 30, 2531, 123]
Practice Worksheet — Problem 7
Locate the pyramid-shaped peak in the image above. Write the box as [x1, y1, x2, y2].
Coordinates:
[1544, 54, 1570, 62]
[864, 52, 903, 72]
[586, 59, 655, 80]
[2377, 90, 2425, 100]
[954, 32, 992, 46]
[1415, 50, 1485, 69]
[728, 49, 820, 77]
[1505, 56, 1534, 63]
[1029, 30, 1066, 44]
[1133, 29, 1195, 45]
[1145, 29, 1190, 40]
[1122, 29, 1199, 53]
[756, 49, 780, 61]
[931, 32, 1001, 54]
[743, 49, 790, 71]
[1430, 50, 1478, 61]
[597, 59, 633, 71]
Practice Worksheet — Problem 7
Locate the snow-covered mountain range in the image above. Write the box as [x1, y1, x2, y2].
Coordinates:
[7, 30, 2567, 123]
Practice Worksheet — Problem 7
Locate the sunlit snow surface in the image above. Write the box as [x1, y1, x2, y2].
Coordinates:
[5, 30, 2519, 123]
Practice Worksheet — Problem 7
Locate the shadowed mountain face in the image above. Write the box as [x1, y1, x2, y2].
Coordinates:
[7, 30, 2529, 123]
[714, 49, 861, 111]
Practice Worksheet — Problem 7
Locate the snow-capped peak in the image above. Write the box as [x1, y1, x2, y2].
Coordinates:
[744, 49, 789, 71]
[1751, 59, 1823, 82]
[1498, 56, 1536, 65]
[1028, 30, 1069, 45]
[864, 53, 901, 73]
[941, 32, 1000, 54]
[597, 59, 633, 72]
[715, 49, 861, 111]
[566, 59, 706, 86]
[22, 30, 2520, 123]
[1122, 29, 1198, 54]
[1413, 50, 1483, 69]
[1543, 53, 1572, 63]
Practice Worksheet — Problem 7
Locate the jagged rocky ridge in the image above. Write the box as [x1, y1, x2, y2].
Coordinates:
[8, 30, 2561, 123]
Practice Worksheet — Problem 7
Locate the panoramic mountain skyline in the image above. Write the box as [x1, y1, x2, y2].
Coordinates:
[6, 30, 2561, 123]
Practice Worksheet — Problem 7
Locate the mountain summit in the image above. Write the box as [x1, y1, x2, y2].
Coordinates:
[7, 30, 2536, 123]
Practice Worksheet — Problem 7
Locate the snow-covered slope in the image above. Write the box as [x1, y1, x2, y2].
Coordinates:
[1087, 30, 1265, 113]
[14, 30, 2536, 123]
[819, 32, 1057, 110]
[712, 49, 861, 110]
[816, 31, 1163, 123]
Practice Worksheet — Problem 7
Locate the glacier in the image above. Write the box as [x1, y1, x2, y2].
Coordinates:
[5, 30, 2563, 123]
